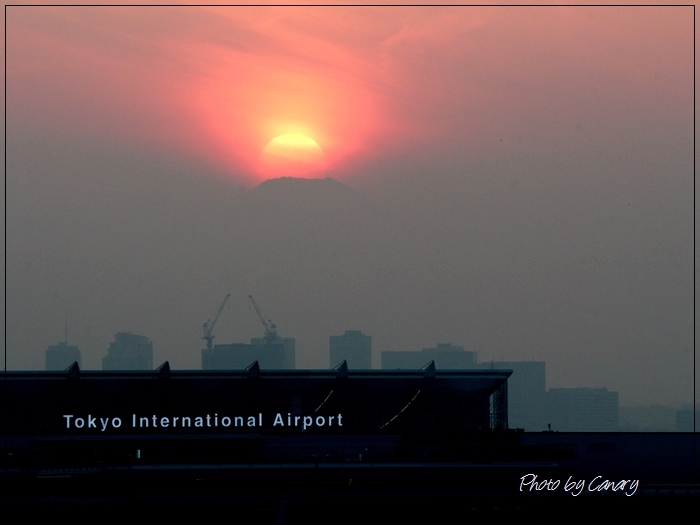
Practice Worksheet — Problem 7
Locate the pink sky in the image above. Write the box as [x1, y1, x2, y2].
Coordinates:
[6, 5, 692, 184]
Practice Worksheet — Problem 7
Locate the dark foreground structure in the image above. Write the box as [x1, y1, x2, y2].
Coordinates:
[2, 363, 697, 520]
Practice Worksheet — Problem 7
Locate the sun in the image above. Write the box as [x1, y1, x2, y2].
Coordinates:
[258, 133, 328, 179]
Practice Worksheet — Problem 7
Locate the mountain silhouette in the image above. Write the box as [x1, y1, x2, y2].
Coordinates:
[227, 177, 385, 279]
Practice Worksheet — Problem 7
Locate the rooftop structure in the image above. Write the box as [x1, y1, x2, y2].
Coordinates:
[5, 364, 510, 438]
[476, 360, 547, 431]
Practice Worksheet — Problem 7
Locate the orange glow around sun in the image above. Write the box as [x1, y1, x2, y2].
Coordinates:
[193, 9, 384, 183]
[258, 133, 328, 178]
[198, 59, 379, 183]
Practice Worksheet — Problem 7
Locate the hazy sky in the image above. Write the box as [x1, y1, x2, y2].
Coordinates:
[5, 5, 694, 407]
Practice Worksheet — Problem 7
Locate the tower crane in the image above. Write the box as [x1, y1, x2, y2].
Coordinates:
[202, 293, 231, 350]
[247, 295, 278, 345]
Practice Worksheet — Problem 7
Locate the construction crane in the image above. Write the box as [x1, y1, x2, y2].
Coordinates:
[248, 295, 278, 345]
[202, 293, 231, 350]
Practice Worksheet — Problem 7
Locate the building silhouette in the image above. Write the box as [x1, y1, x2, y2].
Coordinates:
[202, 337, 295, 370]
[546, 387, 619, 431]
[381, 343, 476, 370]
[45, 341, 82, 370]
[329, 330, 371, 368]
[382, 350, 618, 432]
[250, 337, 295, 369]
[102, 332, 153, 371]
[619, 405, 677, 432]
[475, 361, 548, 431]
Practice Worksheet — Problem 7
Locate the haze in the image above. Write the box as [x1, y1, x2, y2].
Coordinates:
[4, 5, 694, 407]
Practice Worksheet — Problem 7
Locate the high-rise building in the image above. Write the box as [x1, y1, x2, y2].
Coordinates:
[329, 330, 371, 369]
[546, 387, 619, 432]
[45, 341, 82, 370]
[381, 343, 476, 370]
[202, 337, 295, 370]
[102, 332, 153, 371]
[250, 337, 295, 369]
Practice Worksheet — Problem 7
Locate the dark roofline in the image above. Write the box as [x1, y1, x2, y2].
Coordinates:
[5, 366, 512, 382]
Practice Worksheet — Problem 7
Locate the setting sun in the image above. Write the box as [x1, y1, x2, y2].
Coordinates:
[258, 133, 328, 179]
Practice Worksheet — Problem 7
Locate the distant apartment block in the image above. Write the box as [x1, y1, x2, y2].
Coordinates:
[250, 337, 295, 369]
[547, 387, 619, 432]
[329, 330, 371, 369]
[46, 341, 82, 370]
[102, 332, 153, 371]
[381, 343, 476, 370]
[202, 337, 295, 370]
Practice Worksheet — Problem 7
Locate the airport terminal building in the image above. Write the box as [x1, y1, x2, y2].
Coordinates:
[4, 362, 509, 444]
[2, 362, 696, 514]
